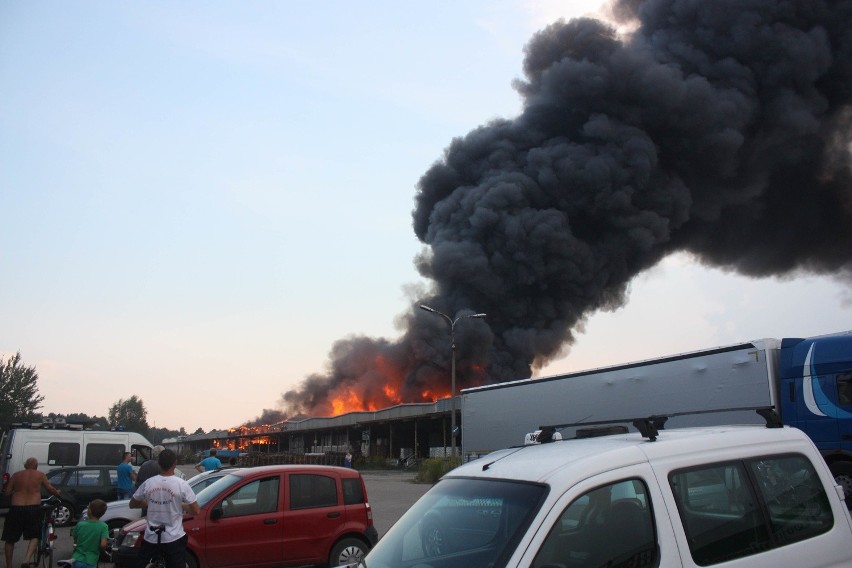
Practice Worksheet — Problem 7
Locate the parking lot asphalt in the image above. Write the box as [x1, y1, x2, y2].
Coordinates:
[2, 467, 431, 567]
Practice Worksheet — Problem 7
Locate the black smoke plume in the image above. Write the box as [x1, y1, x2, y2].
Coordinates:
[269, 0, 852, 420]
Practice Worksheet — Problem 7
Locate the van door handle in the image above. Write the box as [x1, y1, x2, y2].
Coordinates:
[263, 518, 277, 525]
[327, 512, 341, 518]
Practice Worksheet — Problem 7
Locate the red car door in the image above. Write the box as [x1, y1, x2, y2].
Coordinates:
[282, 472, 344, 565]
[197, 474, 284, 568]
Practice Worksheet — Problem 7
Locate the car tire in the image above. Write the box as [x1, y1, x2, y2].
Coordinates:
[52, 501, 74, 527]
[329, 537, 368, 567]
[184, 551, 199, 568]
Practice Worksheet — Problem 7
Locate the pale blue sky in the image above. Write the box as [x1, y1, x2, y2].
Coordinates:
[3, 1, 851, 433]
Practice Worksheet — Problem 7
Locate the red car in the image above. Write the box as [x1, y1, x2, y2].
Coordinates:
[113, 465, 378, 568]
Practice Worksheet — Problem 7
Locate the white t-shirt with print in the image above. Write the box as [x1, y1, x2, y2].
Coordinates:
[133, 474, 197, 544]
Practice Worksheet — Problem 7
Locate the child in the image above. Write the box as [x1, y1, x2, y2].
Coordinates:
[69, 500, 109, 568]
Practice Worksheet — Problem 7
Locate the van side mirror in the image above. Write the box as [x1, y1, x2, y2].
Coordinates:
[211, 507, 223, 521]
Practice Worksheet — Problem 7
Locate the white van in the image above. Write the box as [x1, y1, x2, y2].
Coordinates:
[364, 418, 852, 568]
[0, 420, 154, 509]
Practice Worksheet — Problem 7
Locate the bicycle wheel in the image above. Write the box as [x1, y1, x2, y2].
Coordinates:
[42, 544, 53, 568]
[40, 524, 54, 568]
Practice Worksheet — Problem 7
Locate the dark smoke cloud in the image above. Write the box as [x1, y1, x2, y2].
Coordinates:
[242, 409, 288, 427]
[275, 0, 852, 419]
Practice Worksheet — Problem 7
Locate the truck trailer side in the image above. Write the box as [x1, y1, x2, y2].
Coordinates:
[461, 330, 852, 495]
[461, 339, 780, 461]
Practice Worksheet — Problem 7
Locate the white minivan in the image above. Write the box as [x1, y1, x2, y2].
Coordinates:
[362, 415, 852, 567]
[0, 421, 153, 510]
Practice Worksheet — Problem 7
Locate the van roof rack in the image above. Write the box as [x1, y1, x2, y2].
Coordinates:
[12, 422, 85, 431]
[537, 406, 781, 443]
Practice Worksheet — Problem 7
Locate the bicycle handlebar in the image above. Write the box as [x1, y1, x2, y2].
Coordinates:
[41, 495, 62, 509]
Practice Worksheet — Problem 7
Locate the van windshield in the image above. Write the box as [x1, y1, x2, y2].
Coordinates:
[133, 445, 152, 465]
[363, 477, 547, 568]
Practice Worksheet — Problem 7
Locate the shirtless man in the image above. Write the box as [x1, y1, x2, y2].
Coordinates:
[2, 457, 61, 568]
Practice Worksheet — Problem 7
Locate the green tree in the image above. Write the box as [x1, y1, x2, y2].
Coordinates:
[43, 412, 109, 430]
[148, 426, 184, 445]
[65, 412, 109, 430]
[108, 395, 150, 436]
[0, 352, 44, 430]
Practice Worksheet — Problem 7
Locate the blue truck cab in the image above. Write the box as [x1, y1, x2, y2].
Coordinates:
[778, 332, 852, 495]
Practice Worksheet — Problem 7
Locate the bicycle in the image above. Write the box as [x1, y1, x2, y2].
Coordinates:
[33, 494, 62, 568]
[142, 525, 192, 568]
[144, 525, 167, 568]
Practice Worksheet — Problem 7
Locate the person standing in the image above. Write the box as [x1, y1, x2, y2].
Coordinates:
[130, 449, 200, 568]
[194, 449, 221, 473]
[69, 499, 109, 568]
[116, 452, 137, 500]
[2, 457, 61, 568]
[134, 446, 164, 492]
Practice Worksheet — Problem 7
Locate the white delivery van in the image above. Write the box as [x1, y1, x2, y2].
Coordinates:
[0, 420, 154, 509]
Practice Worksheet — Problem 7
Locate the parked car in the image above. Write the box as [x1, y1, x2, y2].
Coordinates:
[113, 464, 378, 568]
[361, 419, 852, 568]
[84, 467, 233, 531]
[42, 466, 119, 527]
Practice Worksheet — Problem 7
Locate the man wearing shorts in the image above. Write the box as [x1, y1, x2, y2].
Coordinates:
[3, 457, 61, 568]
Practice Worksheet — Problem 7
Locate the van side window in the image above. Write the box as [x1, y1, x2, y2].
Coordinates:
[533, 479, 657, 568]
[48, 443, 80, 466]
[670, 454, 833, 565]
[748, 455, 833, 545]
[85, 444, 125, 466]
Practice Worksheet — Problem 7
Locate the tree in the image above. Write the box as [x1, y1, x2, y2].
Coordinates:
[65, 412, 109, 430]
[148, 426, 184, 445]
[108, 395, 150, 436]
[42, 412, 109, 430]
[0, 352, 44, 430]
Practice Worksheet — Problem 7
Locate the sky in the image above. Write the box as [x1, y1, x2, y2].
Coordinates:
[2, 1, 852, 434]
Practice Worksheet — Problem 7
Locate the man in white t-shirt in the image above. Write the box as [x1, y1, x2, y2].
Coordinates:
[130, 449, 200, 568]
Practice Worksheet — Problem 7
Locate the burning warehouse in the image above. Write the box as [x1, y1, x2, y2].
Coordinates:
[168, 401, 460, 465]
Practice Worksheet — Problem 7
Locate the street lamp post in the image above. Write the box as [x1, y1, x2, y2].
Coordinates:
[419, 305, 487, 458]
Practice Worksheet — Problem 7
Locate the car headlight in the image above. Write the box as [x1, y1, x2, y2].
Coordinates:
[121, 531, 143, 548]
